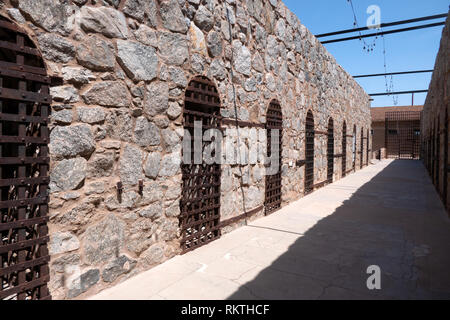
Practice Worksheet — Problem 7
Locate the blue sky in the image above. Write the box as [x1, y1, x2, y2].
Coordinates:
[283, 0, 450, 107]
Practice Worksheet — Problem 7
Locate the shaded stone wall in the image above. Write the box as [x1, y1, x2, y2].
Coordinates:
[422, 13, 449, 213]
[0, 0, 370, 299]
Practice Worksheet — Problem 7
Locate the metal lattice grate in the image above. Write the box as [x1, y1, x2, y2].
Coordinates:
[352, 126, 356, 171]
[444, 110, 448, 211]
[327, 118, 334, 183]
[366, 128, 370, 166]
[436, 119, 440, 191]
[0, 15, 51, 300]
[385, 111, 421, 160]
[265, 100, 282, 215]
[360, 130, 364, 169]
[342, 122, 347, 177]
[180, 76, 221, 254]
[305, 111, 314, 194]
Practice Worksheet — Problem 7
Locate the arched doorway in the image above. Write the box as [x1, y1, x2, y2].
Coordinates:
[360, 129, 364, 169]
[367, 128, 370, 166]
[436, 117, 440, 192]
[444, 109, 448, 211]
[342, 121, 347, 177]
[305, 111, 315, 194]
[353, 125, 357, 171]
[264, 100, 283, 215]
[0, 15, 51, 300]
[180, 76, 222, 253]
[327, 118, 334, 183]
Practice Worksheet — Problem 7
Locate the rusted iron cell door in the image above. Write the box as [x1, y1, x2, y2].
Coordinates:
[436, 118, 440, 192]
[304, 111, 314, 195]
[264, 100, 282, 215]
[385, 111, 421, 159]
[444, 109, 448, 211]
[360, 130, 364, 169]
[366, 128, 370, 166]
[342, 122, 347, 177]
[352, 125, 356, 171]
[0, 16, 51, 300]
[180, 76, 222, 254]
[431, 122, 436, 184]
[326, 118, 334, 183]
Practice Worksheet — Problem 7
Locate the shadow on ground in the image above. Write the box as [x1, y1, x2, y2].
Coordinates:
[228, 160, 450, 300]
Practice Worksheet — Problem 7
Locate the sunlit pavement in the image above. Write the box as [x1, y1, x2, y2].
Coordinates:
[90, 160, 450, 300]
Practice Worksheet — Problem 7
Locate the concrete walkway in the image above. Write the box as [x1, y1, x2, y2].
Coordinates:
[90, 160, 450, 300]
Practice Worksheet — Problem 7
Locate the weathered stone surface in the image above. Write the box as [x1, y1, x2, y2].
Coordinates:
[17, 0, 75, 35]
[194, 5, 214, 32]
[206, 31, 223, 57]
[76, 35, 115, 71]
[134, 116, 160, 147]
[161, 128, 180, 152]
[123, 0, 157, 27]
[134, 24, 158, 47]
[82, 82, 129, 107]
[50, 158, 87, 192]
[51, 254, 81, 273]
[51, 109, 73, 125]
[67, 269, 100, 298]
[159, 153, 181, 177]
[188, 22, 207, 55]
[49, 232, 80, 255]
[37, 33, 75, 63]
[80, 6, 128, 39]
[233, 41, 252, 76]
[158, 32, 189, 66]
[49, 124, 95, 159]
[117, 40, 158, 81]
[6, 8, 25, 23]
[50, 86, 79, 103]
[208, 58, 226, 81]
[141, 243, 165, 266]
[62, 66, 95, 85]
[119, 144, 143, 185]
[77, 107, 105, 124]
[169, 67, 188, 88]
[87, 152, 115, 178]
[144, 152, 161, 179]
[138, 202, 162, 219]
[160, 0, 188, 33]
[144, 81, 169, 116]
[167, 101, 182, 120]
[83, 214, 125, 265]
[102, 255, 136, 283]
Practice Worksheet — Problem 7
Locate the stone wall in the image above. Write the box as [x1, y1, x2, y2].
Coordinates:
[0, 0, 371, 299]
[422, 13, 449, 214]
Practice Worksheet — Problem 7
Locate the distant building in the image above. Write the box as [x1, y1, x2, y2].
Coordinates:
[371, 106, 423, 159]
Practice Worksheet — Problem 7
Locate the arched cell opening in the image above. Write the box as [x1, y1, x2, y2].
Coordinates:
[436, 118, 440, 192]
[352, 125, 357, 171]
[326, 118, 334, 183]
[342, 121, 347, 177]
[264, 100, 282, 215]
[366, 128, 370, 166]
[444, 109, 448, 211]
[180, 76, 222, 254]
[432, 122, 435, 184]
[360, 129, 364, 169]
[0, 15, 51, 300]
[305, 111, 315, 194]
